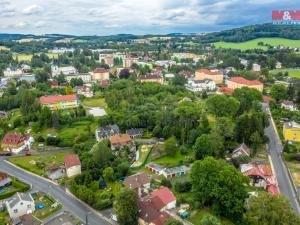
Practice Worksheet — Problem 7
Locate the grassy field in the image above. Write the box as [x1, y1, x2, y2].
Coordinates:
[188, 208, 234, 225]
[287, 161, 300, 187]
[213, 38, 300, 51]
[9, 151, 73, 176]
[271, 69, 300, 78]
[82, 97, 107, 108]
[13, 53, 59, 61]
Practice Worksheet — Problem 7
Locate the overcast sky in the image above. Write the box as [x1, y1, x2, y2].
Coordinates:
[0, 0, 298, 35]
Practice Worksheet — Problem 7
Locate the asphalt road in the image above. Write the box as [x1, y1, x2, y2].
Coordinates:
[263, 103, 300, 216]
[0, 159, 111, 225]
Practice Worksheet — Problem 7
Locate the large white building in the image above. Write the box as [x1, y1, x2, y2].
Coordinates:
[65, 73, 92, 83]
[5, 192, 35, 219]
[3, 68, 23, 78]
[51, 65, 77, 77]
[185, 79, 216, 92]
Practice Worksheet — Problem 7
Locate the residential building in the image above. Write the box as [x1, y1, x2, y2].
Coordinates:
[276, 62, 282, 69]
[195, 69, 224, 84]
[48, 48, 75, 54]
[146, 163, 190, 178]
[74, 85, 93, 98]
[281, 100, 297, 111]
[109, 134, 134, 151]
[185, 79, 216, 92]
[217, 87, 233, 95]
[95, 124, 120, 142]
[178, 70, 193, 78]
[51, 65, 77, 77]
[232, 143, 251, 159]
[46, 164, 65, 180]
[252, 63, 261, 72]
[1, 133, 34, 154]
[65, 73, 92, 83]
[19, 74, 36, 84]
[283, 121, 300, 143]
[126, 128, 143, 139]
[152, 187, 176, 210]
[145, 163, 164, 175]
[39, 94, 79, 110]
[3, 67, 23, 78]
[21, 64, 31, 73]
[64, 154, 81, 178]
[138, 74, 164, 84]
[5, 192, 35, 219]
[226, 77, 263, 92]
[123, 172, 151, 197]
[240, 59, 248, 67]
[91, 68, 110, 81]
[155, 60, 176, 68]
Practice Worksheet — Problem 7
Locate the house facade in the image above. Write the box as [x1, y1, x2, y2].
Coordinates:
[283, 121, 300, 143]
[138, 75, 164, 84]
[227, 76, 263, 92]
[39, 94, 79, 110]
[195, 69, 224, 84]
[64, 154, 81, 178]
[5, 192, 35, 219]
[1, 133, 34, 154]
[3, 68, 23, 78]
[185, 79, 216, 92]
[74, 85, 94, 98]
[95, 124, 120, 142]
[51, 65, 77, 77]
[65, 73, 92, 83]
[109, 134, 134, 151]
[91, 68, 110, 81]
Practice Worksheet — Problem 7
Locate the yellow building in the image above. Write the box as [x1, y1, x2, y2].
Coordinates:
[227, 76, 263, 92]
[195, 69, 224, 84]
[283, 121, 300, 143]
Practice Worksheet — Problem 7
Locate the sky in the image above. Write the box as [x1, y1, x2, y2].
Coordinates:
[0, 0, 299, 35]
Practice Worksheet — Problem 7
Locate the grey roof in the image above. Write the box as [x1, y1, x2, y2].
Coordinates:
[146, 162, 164, 172]
[6, 192, 33, 209]
[0, 177, 12, 187]
[193, 79, 213, 84]
[126, 128, 143, 136]
[96, 124, 120, 139]
[163, 165, 190, 175]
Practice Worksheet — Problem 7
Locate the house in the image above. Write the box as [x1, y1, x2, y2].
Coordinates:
[19, 74, 36, 84]
[65, 73, 92, 83]
[283, 121, 300, 143]
[91, 68, 110, 81]
[172, 53, 206, 62]
[1, 133, 34, 154]
[138, 74, 164, 84]
[152, 187, 176, 210]
[281, 100, 297, 111]
[232, 143, 251, 159]
[146, 163, 190, 178]
[64, 154, 81, 178]
[185, 79, 216, 92]
[195, 69, 224, 84]
[74, 85, 93, 98]
[21, 64, 31, 73]
[3, 67, 23, 78]
[240, 59, 248, 67]
[46, 164, 65, 180]
[51, 66, 77, 77]
[217, 87, 233, 95]
[95, 124, 120, 142]
[252, 63, 261, 72]
[126, 128, 143, 139]
[5, 192, 35, 219]
[226, 77, 263, 92]
[39, 94, 79, 110]
[145, 163, 164, 175]
[109, 134, 134, 151]
[123, 172, 151, 197]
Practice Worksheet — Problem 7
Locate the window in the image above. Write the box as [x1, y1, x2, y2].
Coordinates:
[27, 204, 31, 208]
[14, 209, 18, 213]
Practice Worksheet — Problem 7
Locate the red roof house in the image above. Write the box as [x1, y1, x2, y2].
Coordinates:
[151, 187, 176, 209]
[94, 68, 108, 73]
[39, 94, 78, 104]
[217, 87, 233, 95]
[227, 76, 263, 91]
[1, 133, 29, 151]
[64, 154, 81, 178]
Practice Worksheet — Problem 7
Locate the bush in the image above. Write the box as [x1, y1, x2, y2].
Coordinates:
[161, 178, 172, 188]
[174, 181, 192, 193]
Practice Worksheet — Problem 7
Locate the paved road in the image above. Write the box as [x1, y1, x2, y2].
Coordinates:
[263, 103, 300, 216]
[0, 159, 111, 225]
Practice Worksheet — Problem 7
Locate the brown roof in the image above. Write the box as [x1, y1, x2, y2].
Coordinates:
[109, 134, 132, 146]
[196, 69, 223, 75]
[94, 68, 108, 73]
[229, 77, 262, 86]
[123, 172, 150, 189]
[138, 74, 163, 80]
[39, 94, 78, 104]
[64, 154, 81, 169]
[2, 133, 29, 146]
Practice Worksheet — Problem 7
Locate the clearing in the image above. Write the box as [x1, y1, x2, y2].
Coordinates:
[213, 38, 300, 51]
[271, 69, 300, 78]
[82, 97, 107, 108]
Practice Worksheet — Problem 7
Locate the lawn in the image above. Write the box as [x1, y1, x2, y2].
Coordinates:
[0, 210, 10, 225]
[0, 178, 30, 200]
[151, 151, 191, 168]
[188, 208, 235, 225]
[132, 145, 153, 168]
[213, 38, 300, 51]
[9, 151, 73, 176]
[32, 192, 62, 220]
[287, 161, 300, 187]
[82, 97, 107, 108]
[12, 53, 59, 61]
[271, 69, 300, 78]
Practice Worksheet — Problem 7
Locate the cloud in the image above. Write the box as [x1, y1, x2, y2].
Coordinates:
[14, 22, 27, 28]
[0, 0, 299, 35]
[23, 4, 43, 15]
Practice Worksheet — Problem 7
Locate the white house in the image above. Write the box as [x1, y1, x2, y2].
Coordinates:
[232, 143, 251, 159]
[65, 73, 92, 83]
[281, 100, 298, 112]
[51, 65, 77, 77]
[3, 68, 23, 78]
[64, 155, 81, 178]
[252, 63, 261, 72]
[5, 192, 35, 219]
[185, 79, 216, 92]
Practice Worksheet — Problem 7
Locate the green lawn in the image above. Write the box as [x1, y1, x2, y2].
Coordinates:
[82, 97, 107, 108]
[188, 208, 235, 225]
[0, 210, 10, 224]
[9, 152, 73, 176]
[151, 151, 191, 168]
[132, 145, 153, 168]
[271, 69, 300, 78]
[213, 38, 300, 51]
[13, 53, 59, 61]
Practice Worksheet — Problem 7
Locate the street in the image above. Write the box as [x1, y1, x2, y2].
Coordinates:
[263, 103, 300, 216]
[0, 159, 111, 225]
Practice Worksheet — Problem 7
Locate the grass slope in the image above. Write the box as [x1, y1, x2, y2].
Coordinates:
[213, 38, 300, 51]
[271, 69, 300, 78]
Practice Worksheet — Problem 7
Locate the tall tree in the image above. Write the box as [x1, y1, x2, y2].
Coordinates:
[270, 84, 287, 102]
[114, 187, 138, 225]
[164, 136, 178, 156]
[206, 95, 240, 117]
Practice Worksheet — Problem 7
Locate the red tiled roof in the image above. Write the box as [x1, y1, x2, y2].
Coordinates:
[243, 164, 272, 178]
[2, 133, 28, 145]
[39, 94, 78, 104]
[64, 154, 81, 169]
[94, 68, 108, 73]
[151, 187, 176, 205]
[267, 184, 279, 195]
[196, 69, 223, 75]
[138, 74, 163, 80]
[263, 96, 272, 103]
[218, 87, 233, 95]
[109, 134, 132, 146]
[179, 70, 193, 76]
[229, 77, 262, 86]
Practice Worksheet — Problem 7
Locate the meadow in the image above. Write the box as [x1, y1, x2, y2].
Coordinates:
[13, 53, 59, 61]
[213, 38, 300, 51]
[271, 69, 300, 78]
